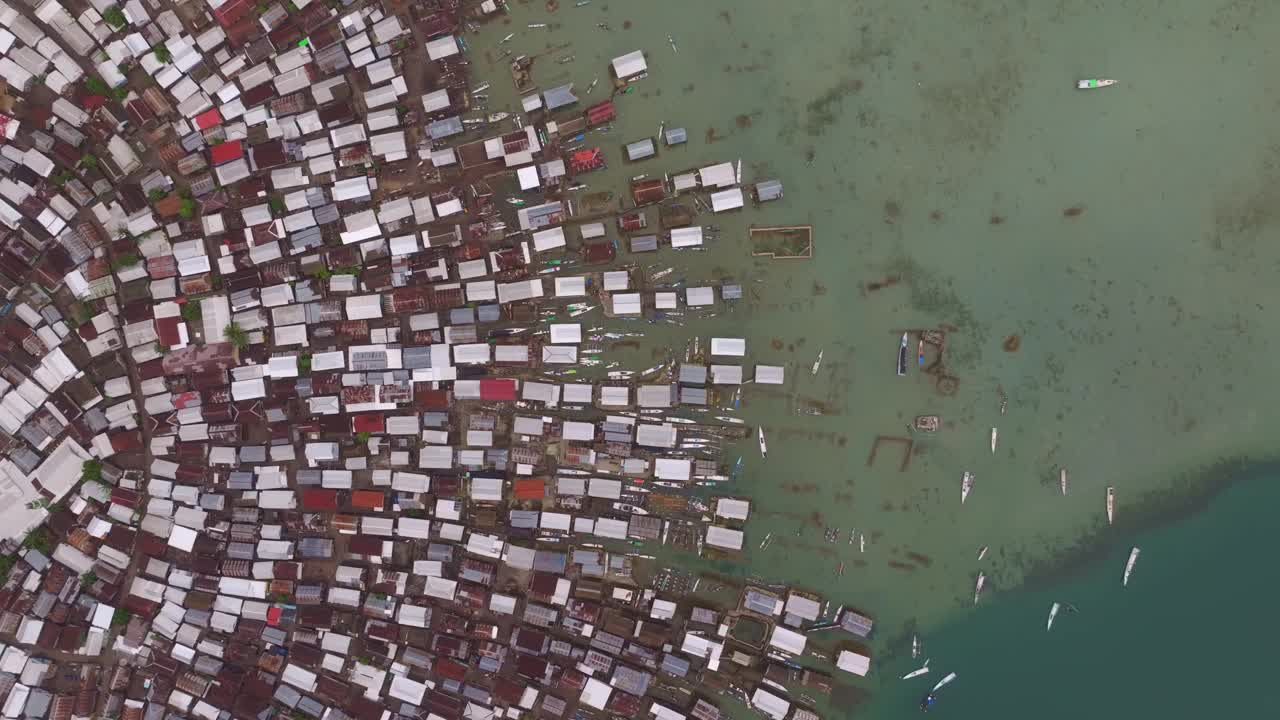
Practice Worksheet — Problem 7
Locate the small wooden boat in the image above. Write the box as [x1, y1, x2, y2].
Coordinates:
[896, 333, 909, 376]
[1046, 602, 1060, 631]
[811, 349, 823, 376]
[1077, 78, 1117, 89]
[961, 472, 974, 504]
[758, 426, 768, 459]
[974, 573, 985, 604]
[1123, 547, 1140, 587]
[1106, 486, 1115, 525]
[990, 427, 998, 453]
[902, 658, 930, 680]
[913, 415, 940, 432]
[917, 338, 925, 366]
[1060, 468, 1068, 496]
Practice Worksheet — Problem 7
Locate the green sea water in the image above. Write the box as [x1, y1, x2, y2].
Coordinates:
[471, 0, 1280, 716]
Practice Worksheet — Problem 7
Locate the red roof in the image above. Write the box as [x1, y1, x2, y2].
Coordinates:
[586, 100, 616, 126]
[209, 139, 243, 164]
[194, 108, 223, 130]
[351, 413, 385, 434]
[301, 489, 338, 511]
[154, 316, 184, 347]
[513, 479, 545, 500]
[351, 490, 384, 510]
[266, 606, 283, 626]
[478, 379, 517, 401]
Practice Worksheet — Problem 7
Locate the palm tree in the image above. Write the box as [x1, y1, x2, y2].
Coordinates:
[223, 322, 248, 350]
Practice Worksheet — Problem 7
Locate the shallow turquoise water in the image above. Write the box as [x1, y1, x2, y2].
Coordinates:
[864, 469, 1280, 719]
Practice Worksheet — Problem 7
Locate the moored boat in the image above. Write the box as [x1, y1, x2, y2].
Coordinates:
[812, 349, 823, 375]
[1060, 468, 1068, 496]
[902, 658, 930, 680]
[917, 338, 925, 366]
[896, 333, 909, 376]
[911, 635, 919, 659]
[1123, 547, 1140, 587]
[976, 545, 988, 561]
[921, 672, 957, 710]
[1077, 78, 1117, 89]
[961, 472, 974, 504]
[1046, 602, 1060, 631]
[990, 427, 998, 453]
[974, 573, 985, 604]
[913, 415, 940, 432]
[1106, 486, 1115, 525]
[758, 426, 768, 459]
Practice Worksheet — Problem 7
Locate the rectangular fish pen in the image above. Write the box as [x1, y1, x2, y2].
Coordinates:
[750, 225, 813, 259]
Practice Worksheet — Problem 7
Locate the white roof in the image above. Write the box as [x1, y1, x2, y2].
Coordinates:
[426, 36, 460, 60]
[555, 276, 587, 297]
[517, 165, 540, 190]
[611, 50, 648, 79]
[715, 498, 751, 521]
[687, 286, 715, 306]
[562, 421, 595, 442]
[710, 188, 744, 213]
[751, 687, 790, 720]
[837, 649, 872, 676]
[654, 457, 692, 482]
[670, 226, 704, 248]
[549, 324, 582, 344]
[710, 337, 746, 356]
[755, 365, 785, 384]
[699, 162, 737, 188]
[769, 625, 807, 655]
[611, 292, 642, 315]
[705, 525, 744, 551]
[345, 295, 383, 320]
[531, 226, 566, 252]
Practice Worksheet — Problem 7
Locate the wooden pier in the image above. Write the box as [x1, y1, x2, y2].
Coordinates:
[750, 225, 813, 259]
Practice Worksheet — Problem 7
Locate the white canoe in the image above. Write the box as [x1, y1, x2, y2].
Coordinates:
[1106, 486, 1115, 525]
[974, 572, 985, 604]
[902, 659, 931, 680]
[990, 427, 998, 453]
[1077, 78, 1118, 89]
[961, 472, 974, 504]
[1060, 468, 1068, 496]
[1123, 547, 1140, 587]
[1046, 602, 1060, 631]
[811, 349, 823, 375]
[758, 426, 767, 459]
[932, 672, 958, 693]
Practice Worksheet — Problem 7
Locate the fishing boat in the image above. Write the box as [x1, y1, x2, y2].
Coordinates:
[976, 545, 988, 561]
[758, 533, 772, 550]
[902, 659, 930, 680]
[961, 472, 974, 504]
[896, 333, 909, 376]
[990, 427, 998, 453]
[1106, 486, 1115, 525]
[1060, 468, 1068, 496]
[917, 338, 925, 366]
[911, 635, 919, 659]
[1123, 547, 1140, 587]
[811, 349, 823, 375]
[668, 34, 678, 52]
[974, 573, 985, 604]
[586, 77, 599, 94]
[920, 673, 957, 712]
[859, 533, 865, 553]
[758, 426, 768, 459]
[487, 112, 510, 122]
[1077, 78, 1117, 89]
[913, 415, 940, 432]
[1046, 602, 1060, 631]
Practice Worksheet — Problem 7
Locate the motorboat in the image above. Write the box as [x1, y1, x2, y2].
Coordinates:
[911, 635, 919, 659]
[1060, 468, 1068, 496]
[990, 427, 998, 453]
[812, 349, 823, 375]
[902, 658, 930, 680]
[961, 472, 974, 504]
[1123, 547, 1140, 587]
[1046, 602, 1060, 631]
[1106, 486, 1115, 525]
[913, 415, 940, 432]
[1077, 78, 1117, 89]
[897, 333, 909, 376]
[976, 545, 988, 561]
[758, 426, 768, 459]
[921, 672, 957, 711]
[974, 573, 985, 604]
